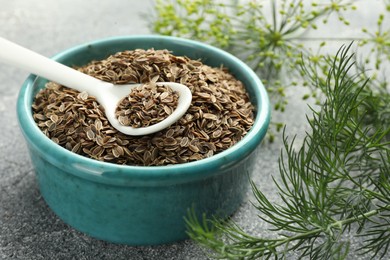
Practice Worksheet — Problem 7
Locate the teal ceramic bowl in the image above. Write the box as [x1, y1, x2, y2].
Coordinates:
[16, 35, 270, 245]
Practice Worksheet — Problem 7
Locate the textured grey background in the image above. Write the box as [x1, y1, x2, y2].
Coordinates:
[0, 1, 388, 259]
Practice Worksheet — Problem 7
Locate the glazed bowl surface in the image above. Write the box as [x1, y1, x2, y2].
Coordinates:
[16, 35, 270, 245]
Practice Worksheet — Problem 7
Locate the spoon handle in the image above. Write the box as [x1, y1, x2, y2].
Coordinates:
[0, 37, 107, 94]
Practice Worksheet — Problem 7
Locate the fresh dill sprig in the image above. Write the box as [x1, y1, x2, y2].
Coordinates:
[185, 44, 390, 259]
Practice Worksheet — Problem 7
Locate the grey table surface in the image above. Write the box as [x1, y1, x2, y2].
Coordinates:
[0, 1, 388, 259]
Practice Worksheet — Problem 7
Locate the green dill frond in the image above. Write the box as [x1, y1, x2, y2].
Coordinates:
[185, 43, 390, 259]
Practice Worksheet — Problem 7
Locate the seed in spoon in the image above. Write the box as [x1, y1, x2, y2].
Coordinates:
[115, 82, 179, 128]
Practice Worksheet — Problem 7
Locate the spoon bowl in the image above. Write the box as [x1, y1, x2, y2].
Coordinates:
[0, 37, 192, 135]
[96, 81, 192, 135]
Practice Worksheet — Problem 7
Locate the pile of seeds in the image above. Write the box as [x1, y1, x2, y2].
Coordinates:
[115, 83, 179, 128]
[32, 49, 255, 166]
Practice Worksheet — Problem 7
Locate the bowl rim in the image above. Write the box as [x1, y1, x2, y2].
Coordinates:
[17, 35, 270, 185]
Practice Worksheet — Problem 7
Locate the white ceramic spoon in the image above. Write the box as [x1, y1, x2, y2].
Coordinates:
[0, 37, 192, 135]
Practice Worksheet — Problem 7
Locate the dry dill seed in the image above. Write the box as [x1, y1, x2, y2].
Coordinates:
[115, 83, 179, 128]
[32, 48, 255, 166]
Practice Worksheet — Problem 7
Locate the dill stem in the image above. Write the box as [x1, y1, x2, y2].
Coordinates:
[293, 37, 366, 41]
[287, 206, 390, 246]
[235, 205, 390, 255]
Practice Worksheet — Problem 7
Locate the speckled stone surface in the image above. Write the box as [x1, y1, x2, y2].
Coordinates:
[0, 1, 388, 259]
